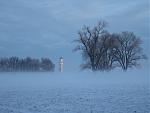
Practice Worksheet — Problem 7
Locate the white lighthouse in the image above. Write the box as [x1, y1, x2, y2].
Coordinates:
[59, 57, 64, 72]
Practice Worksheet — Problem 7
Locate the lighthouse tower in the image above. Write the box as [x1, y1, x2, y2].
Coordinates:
[59, 57, 64, 72]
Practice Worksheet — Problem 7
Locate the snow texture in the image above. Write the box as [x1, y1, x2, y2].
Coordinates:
[0, 70, 149, 113]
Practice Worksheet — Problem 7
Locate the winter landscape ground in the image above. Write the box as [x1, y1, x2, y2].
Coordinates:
[0, 70, 149, 113]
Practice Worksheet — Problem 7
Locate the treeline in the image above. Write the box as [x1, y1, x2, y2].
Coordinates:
[74, 21, 147, 71]
[0, 57, 55, 72]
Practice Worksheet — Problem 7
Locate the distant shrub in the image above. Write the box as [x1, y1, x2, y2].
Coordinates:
[0, 57, 55, 72]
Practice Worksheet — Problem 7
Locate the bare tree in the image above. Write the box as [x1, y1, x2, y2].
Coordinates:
[74, 21, 111, 71]
[97, 33, 120, 70]
[112, 31, 147, 70]
[0, 57, 55, 72]
[74, 21, 147, 71]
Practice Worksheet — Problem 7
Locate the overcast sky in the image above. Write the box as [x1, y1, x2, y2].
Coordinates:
[0, 0, 149, 72]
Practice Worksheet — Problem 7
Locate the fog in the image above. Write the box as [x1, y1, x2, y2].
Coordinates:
[0, 69, 149, 113]
[0, 69, 148, 91]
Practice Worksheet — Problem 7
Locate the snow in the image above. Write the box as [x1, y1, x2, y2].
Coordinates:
[0, 70, 149, 113]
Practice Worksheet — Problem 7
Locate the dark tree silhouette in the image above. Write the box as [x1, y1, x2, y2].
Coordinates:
[74, 21, 108, 71]
[0, 57, 55, 72]
[74, 21, 147, 71]
[111, 31, 147, 70]
[40, 58, 55, 71]
[96, 33, 120, 70]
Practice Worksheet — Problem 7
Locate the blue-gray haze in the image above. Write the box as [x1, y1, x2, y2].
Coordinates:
[0, 0, 149, 72]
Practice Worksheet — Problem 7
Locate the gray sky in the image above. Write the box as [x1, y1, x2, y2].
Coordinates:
[0, 0, 149, 72]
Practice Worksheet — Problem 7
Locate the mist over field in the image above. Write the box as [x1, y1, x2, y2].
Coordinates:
[0, 69, 149, 90]
[0, 0, 149, 112]
[0, 69, 149, 113]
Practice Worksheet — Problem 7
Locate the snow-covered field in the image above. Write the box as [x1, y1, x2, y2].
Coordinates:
[0, 70, 149, 113]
